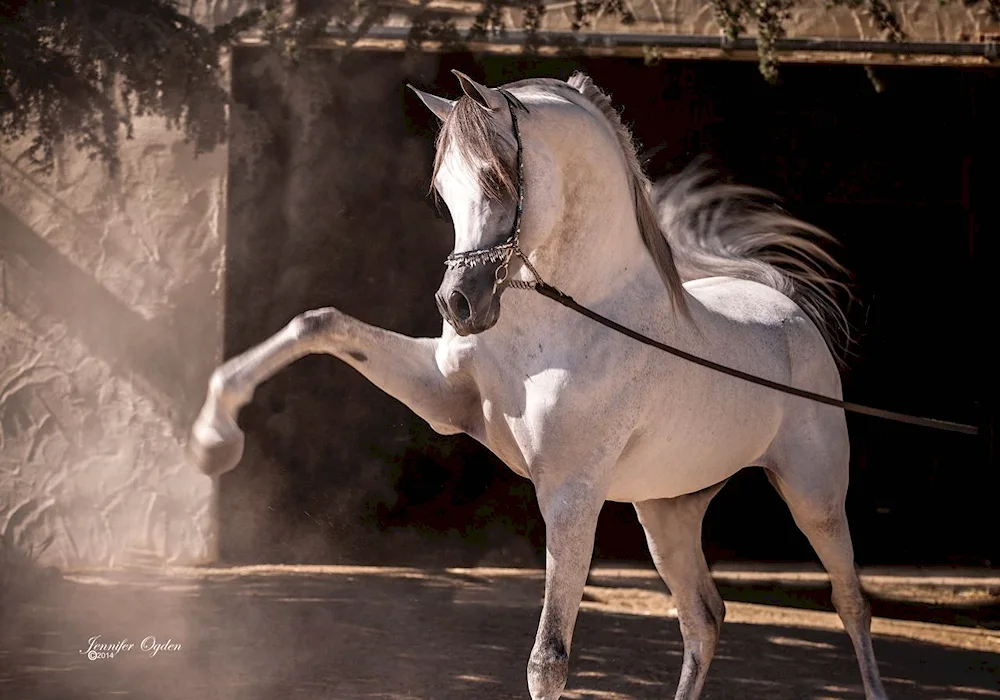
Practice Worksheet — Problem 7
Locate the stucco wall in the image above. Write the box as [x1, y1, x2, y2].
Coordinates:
[0, 2, 260, 571]
[0, 118, 226, 569]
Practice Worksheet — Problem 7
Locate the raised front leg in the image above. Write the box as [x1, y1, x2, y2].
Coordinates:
[528, 480, 606, 700]
[189, 307, 478, 476]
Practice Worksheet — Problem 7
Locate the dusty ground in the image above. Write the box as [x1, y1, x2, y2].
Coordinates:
[1, 564, 998, 700]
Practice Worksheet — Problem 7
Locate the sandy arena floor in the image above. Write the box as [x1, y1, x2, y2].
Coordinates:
[1, 564, 998, 699]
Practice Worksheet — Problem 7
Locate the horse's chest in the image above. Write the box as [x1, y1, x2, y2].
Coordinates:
[472, 345, 639, 481]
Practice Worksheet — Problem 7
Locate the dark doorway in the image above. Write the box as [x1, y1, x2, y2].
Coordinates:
[222, 47, 998, 568]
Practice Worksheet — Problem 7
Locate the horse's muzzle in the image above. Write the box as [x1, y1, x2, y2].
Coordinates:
[435, 267, 502, 335]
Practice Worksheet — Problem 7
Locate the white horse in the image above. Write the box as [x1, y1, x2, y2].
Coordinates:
[190, 71, 888, 700]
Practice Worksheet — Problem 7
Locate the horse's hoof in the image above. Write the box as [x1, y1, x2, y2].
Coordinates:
[189, 407, 245, 477]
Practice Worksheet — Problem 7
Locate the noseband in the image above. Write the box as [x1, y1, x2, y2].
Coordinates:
[442, 90, 541, 292]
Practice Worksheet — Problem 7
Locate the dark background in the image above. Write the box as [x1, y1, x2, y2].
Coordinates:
[220, 47, 998, 568]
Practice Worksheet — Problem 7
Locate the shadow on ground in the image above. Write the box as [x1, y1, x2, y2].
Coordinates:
[717, 580, 1000, 632]
[587, 565, 1000, 631]
[1, 567, 997, 700]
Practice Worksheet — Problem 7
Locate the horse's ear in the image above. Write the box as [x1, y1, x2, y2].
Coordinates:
[408, 85, 455, 122]
[451, 70, 506, 112]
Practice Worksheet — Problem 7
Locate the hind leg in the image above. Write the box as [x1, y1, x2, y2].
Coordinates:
[766, 427, 888, 699]
[633, 481, 727, 700]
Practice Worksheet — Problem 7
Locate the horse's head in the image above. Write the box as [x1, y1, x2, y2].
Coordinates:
[410, 72, 562, 336]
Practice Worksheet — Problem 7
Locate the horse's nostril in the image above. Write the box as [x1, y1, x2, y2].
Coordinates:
[450, 291, 472, 322]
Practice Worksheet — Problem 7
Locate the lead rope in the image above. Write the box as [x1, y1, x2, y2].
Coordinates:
[465, 91, 979, 436]
[513, 264, 979, 435]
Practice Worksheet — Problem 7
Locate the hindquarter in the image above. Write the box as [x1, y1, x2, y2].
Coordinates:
[759, 316, 851, 508]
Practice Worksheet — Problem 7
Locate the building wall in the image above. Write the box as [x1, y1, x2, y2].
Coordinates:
[0, 3, 254, 568]
[4, 0, 992, 571]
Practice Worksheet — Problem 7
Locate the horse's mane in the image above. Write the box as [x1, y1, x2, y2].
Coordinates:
[431, 74, 689, 317]
[652, 163, 852, 363]
[564, 73, 689, 317]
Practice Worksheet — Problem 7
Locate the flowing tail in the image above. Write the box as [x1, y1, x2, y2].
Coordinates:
[652, 161, 851, 363]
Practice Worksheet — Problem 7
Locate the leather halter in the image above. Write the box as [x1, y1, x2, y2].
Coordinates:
[442, 90, 540, 293]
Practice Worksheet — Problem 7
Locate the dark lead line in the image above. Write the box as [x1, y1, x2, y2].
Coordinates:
[531, 282, 980, 436]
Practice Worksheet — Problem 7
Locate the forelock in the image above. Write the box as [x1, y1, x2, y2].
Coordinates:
[431, 96, 517, 201]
